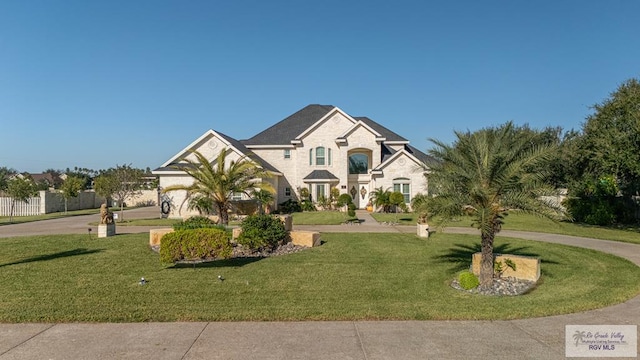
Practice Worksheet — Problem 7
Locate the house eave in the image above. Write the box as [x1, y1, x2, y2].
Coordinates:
[303, 178, 340, 183]
[384, 140, 410, 145]
[245, 144, 294, 149]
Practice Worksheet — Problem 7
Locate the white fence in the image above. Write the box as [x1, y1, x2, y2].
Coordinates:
[0, 196, 41, 216]
[0, 190, 159, 217]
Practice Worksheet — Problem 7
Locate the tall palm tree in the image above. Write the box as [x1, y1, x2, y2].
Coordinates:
[163, 149, 274, 225]
[426, 122, 566, 288]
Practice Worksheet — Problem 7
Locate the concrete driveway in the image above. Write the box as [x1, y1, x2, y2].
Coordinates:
[0, 206, 162, 238]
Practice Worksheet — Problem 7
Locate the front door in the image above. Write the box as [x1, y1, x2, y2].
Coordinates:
[348, 182, 369, 209]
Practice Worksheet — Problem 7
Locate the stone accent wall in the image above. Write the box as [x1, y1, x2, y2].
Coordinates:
[471, 253, 541, 281]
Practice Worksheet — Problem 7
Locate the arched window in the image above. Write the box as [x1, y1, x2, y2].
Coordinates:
[316, 147, 326, 165]
[393, 178, 411, 203]
[349, 154, 368, 174]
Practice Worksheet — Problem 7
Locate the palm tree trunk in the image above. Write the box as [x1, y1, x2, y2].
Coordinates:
[479, 230, 495, 289]
[215, 202, 228, 225]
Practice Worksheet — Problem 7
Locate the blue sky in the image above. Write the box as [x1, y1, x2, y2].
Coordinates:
[1, 1, 639, 173]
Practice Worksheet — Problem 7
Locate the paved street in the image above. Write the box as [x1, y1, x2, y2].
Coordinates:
[0, 208, 638, 359]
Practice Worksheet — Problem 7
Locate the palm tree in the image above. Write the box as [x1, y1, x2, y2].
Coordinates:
[370, 187, 391, 213]
[187, 195, 214, 216]
[162, 149, 274, 225]
[426, 122, 566, 289]
[251, 188, 274, 214]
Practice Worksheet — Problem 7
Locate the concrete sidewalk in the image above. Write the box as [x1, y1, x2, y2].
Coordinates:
[0, 209, 638, 359]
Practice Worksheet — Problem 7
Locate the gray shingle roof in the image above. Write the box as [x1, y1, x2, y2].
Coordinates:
[241, 105, 409, 146]
[303, 170, 339, 181]
[242, 104, 335, 146]
[377, 143, 436, 168]
[406, 144, 437, 166]
[354, 117, 407, 142]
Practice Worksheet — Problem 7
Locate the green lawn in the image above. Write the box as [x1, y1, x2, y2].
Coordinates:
[1, 232, 638, 322]
[370, 212, 640, 245]
[291, 211, 355, 225]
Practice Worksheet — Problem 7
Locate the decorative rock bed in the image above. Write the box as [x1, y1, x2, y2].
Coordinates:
[451, 277, 538, 296]
[230, 242, 308, 258]
[150, 242, 309, 260]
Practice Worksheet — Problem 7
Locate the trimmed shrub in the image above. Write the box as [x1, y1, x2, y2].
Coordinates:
[336, 194, 353, 207]
[301, 199, 316, 212]
[458, 271, 480, 290]
[237, 214, 289, 250]
[347, 203, 356, 218]
[172, 216, 224, 231]
[160, 228, 232, 263]
[277, 199, 302, 214]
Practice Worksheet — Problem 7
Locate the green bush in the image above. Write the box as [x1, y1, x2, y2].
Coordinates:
[172, 216, 224, 231]
[347, 203, 356, 218]
[160, 228, 232, 263]
[237, 214, 289, 250]
[337, 194, 353, 207]
[458, 271, 480, 290]
[564, 175, 632, 226]
[277, 199, 302, 214]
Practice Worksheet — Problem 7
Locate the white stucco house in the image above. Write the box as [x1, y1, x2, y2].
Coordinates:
[153, 104, 433, 218]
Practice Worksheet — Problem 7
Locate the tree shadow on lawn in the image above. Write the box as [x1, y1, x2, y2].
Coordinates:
[0, 248, 104, 268]
[167, 256, 264, 269]
[433, 242, 559, 274]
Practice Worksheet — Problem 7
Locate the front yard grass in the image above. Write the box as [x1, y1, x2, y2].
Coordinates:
[1, 232, 638, 322]
[291, 211, 353, 225]
[370, 212, 640, 245]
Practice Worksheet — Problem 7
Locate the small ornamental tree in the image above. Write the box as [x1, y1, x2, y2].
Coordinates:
[329, 187, 340, 210]
[336, 193, 354, 220]
[60, 175, 85, 214]
[95, 164, 145, 221]
[6, 177, 37, 223]
[389, 191, 406, 222]
[94, 173, 118, 206]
